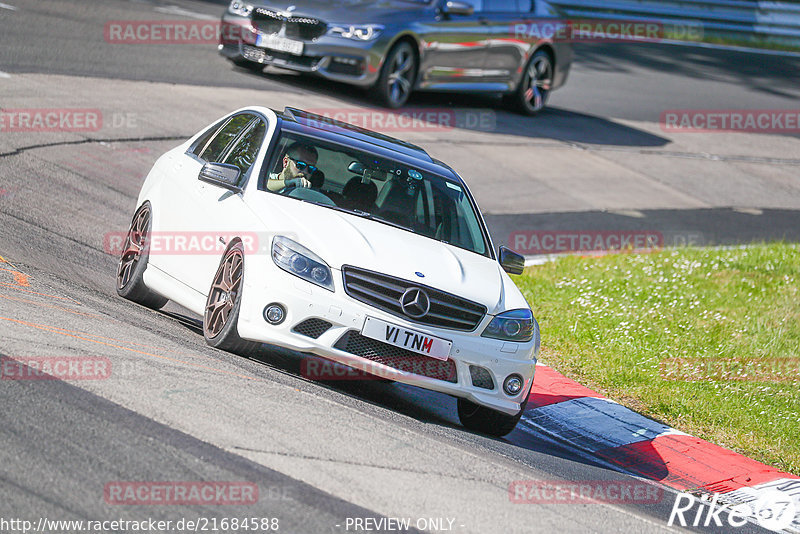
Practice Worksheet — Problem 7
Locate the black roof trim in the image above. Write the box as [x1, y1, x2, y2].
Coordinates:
[278, 107, 433, 163]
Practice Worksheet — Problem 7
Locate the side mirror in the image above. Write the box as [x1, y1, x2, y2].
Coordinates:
[348, 161, 365, 175]
[199, 162, 242, 193]
[499, 245, 525, 275]
[443, 0, 474, 16]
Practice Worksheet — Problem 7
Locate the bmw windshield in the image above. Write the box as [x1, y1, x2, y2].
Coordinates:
[261, 131, 491, 257]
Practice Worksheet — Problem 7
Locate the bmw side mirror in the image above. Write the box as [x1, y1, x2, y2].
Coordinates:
[499, 246, 525, 275]
[199, 162, 242, 193]
[443, 1, 474, 16]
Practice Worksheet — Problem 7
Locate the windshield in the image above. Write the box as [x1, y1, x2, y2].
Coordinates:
[261, 131, 489, 257]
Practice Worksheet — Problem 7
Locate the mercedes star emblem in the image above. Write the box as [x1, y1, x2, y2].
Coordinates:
[400, 288, 430, 319]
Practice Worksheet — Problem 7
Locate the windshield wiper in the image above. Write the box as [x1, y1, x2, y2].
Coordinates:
[363, 213, 414, 232]
[303, 201, 414, 232]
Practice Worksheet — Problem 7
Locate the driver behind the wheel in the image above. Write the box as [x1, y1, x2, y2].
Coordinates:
[266, 142, 319, 192]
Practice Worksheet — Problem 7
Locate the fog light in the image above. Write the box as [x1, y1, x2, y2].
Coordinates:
[263, 303, 285, 325]
[503, 374, 524, 396]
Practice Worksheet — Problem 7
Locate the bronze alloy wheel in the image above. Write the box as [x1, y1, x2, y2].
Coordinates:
[117, 204, 151, 291]
[204, 244, 244, 340]
[115, 202, 168, 309]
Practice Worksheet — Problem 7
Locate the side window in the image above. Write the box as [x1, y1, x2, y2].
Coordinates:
[518, 0, 533, 11]
[190, 122, 222, 158]
[483, 0, 518, 12]
[222, 120, 267, 177]
[199, 114, 254, 163]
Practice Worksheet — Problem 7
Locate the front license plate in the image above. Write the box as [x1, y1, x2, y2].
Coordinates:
[361, 317, 452, 361]
[255, 33, 304, 55]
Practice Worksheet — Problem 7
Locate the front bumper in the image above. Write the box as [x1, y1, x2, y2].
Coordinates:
[219, 15, 385, 87]
[237, 259, 538, 416]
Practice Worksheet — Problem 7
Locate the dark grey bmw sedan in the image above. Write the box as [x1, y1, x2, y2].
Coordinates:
[219, 0, 572, 114]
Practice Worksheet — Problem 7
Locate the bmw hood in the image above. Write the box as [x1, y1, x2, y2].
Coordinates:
[251, 0, 429, 24]
[248, 195, 520, 313]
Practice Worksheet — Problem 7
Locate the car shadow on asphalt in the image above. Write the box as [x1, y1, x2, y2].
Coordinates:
[572, 42, 800, 101]
[232, 65, 670, 147]
[152, 311, 657, 474]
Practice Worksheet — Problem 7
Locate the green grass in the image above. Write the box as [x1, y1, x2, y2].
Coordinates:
[515, 243, 800, 475]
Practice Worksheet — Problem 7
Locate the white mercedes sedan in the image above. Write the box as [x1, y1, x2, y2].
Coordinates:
[116, 106, 540, 436]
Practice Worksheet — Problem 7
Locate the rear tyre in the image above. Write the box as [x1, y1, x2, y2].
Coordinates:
[372, 41, 417, 109]
[116, 202, 168, 310]
[457, 397, 526, 437]
[203, 241, 260, 355]
[505, 49, 553, 116]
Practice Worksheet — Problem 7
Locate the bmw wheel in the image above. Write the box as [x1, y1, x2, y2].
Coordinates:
[116, 202, 168, 310]
[373, 41, 417, 109]
[506, 49, 553, 116]
[203, 241, 259, 354]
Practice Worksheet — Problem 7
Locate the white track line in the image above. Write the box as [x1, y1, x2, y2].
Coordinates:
[658, 38, 800, 58]
[153, 5, 216, 20]
[0, 3, 17, 10]
[0, 71, 11, 79]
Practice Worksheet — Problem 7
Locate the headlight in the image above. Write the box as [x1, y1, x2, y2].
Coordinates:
[228, 1, 253, 17]
[328, 24, 384, 41]
[481, 309, 535, 342]
[272, 236, 334, 292]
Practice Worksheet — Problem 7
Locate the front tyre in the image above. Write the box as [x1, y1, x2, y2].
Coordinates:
[230, 57, 264, 72]
[457, 398, 526, 437]
[372, 41, 417, 109]
[203, 241, 259, 355]
[505, 49, 553, 116]
[116, 202, 168, 310]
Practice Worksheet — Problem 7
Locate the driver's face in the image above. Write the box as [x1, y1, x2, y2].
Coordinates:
[285, 149, 318, 179]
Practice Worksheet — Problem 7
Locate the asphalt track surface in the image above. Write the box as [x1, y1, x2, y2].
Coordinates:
[0, 0, 797, 533]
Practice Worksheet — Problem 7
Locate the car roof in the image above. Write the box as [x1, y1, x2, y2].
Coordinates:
[273, 107, 462, 181]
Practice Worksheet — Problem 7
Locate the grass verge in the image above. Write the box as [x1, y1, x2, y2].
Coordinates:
[515, 243, 800, 474]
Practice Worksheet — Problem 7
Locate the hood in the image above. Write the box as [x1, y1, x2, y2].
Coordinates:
[247, 194, 513, 312]
[252, 0, 430, 24]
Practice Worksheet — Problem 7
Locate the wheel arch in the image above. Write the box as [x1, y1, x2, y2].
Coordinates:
[514, 43, 556, 92]
[383, 32, 422, 86]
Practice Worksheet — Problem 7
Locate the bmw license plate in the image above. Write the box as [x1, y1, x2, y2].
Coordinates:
[255, 33, 304, 56]
[361, 317, 452, 361]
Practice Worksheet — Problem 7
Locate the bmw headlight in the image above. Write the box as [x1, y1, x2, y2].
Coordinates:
[481, 309, 535, 342]
[272, 236, 334, 292]
[228, 1, 253, 17]
[328, 24, 384, 41]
